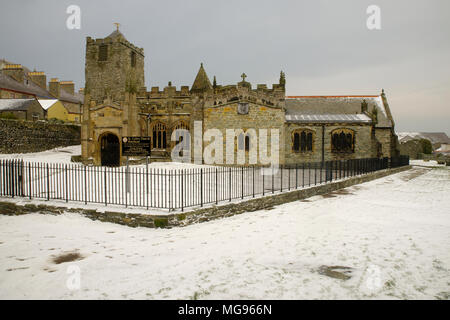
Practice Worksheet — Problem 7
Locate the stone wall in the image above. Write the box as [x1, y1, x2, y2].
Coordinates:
[0, 119, 80, 153]
[203, 102, 285, 165]
[374, 128, 394, 158]
[284, 123, 376, 164]
[399, 139, 425, 159]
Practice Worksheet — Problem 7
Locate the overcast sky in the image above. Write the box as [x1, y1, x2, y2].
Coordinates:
[1, 0, 449, 134]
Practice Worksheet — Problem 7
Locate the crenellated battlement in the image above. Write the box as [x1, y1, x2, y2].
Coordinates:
[86, 35, 144, 56]
[136, 79, 285, 110]
[138, 85, 191, 99]
[205, 81, 285, 108]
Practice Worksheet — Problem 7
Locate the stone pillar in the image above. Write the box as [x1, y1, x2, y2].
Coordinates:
[125, 92, 139, 137]
[81, 92, 91, 163]
[122, 93, 130, 138]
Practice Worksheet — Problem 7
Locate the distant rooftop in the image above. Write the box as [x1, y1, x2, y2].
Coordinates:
[0, 73, 53, 99]
[286, 95, 380, 98]
[0, 99, 37, 111]
[397, 132, 450, 144]
[285, 95, 392, 128]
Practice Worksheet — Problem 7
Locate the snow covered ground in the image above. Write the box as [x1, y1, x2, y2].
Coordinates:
[0, 145, 355, 213]
[410, 159, 446, 168]
[0, 166, 449, 300]
[0, 145, 81, 164]
[0, 145, 210, 170]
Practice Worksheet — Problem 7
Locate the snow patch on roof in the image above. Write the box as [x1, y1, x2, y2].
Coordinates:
[286, 113, 372, 123]
[38, 99, 58, 110]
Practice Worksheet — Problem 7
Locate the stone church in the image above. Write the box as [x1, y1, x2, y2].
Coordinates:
[81, 27, 399, 166]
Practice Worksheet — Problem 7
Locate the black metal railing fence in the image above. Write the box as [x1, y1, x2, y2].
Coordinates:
[0, 156, 409, 211]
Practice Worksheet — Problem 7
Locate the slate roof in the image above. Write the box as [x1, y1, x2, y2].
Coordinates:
[397, 132, 450, 144]
[0, 99, 37, 111]
[0, 71, 83, 104]
[106, 30, 126, 40]
[285, 95, 393, 127]
[420, 132, 450, 144]
[0, 73, 54, 99]
[63, 101, 82, 114]
[286, 113, 372, 123]
[59, 89, 83, 104]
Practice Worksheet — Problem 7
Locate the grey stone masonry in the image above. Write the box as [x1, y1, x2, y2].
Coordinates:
[0, 119, 80, 153]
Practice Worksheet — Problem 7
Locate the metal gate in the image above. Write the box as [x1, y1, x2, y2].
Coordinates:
[0, 160, 24, 197]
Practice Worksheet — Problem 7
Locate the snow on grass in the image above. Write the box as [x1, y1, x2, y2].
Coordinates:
[0, 145, 213, 170]
[0, 167, 449, 299]
[0, 164, 333, 215]
[0, 145, 81, 164]
[410, 160, 446, 168]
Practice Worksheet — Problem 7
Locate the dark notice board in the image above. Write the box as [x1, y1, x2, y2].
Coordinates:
[122, 137, 151, 157]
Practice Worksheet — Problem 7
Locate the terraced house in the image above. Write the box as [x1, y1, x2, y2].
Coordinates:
[0, 61, 83, 123]
[81, 27, 400, 166]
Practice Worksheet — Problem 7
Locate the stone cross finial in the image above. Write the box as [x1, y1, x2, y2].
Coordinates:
[114, 22, 120, 31]
[241, 73, 247, 82]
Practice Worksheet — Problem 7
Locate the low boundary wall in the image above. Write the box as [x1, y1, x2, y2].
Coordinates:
[0, 119, 80, 153]
[0, 165, 411, 228]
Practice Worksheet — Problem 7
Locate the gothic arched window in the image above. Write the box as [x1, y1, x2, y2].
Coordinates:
[99, 44, 108, 61]
[238, 133, 251, 151]
[151, 122, 167, 149]
[172, 121, 189, 133]
[292, 129, 314, 153]
[244, 135, 250, 151]
[307, 132, 313, 151]
[293, 132, 300, 151]
[331, 128, 355, 153]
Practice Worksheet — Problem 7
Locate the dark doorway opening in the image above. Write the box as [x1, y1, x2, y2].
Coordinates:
[100, 134, 120, 167]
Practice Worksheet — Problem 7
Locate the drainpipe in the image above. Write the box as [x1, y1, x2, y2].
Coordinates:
[322, 125, 325, 163]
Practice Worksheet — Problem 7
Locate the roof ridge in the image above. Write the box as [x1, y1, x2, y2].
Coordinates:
[286, 95, 380, 98]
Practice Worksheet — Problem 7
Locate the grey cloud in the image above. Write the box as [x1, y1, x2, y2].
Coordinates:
[0, 0, 449, 134]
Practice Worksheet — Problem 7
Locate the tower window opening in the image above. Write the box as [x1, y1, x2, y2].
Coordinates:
[99, 44, 108, 61]
[131, 51, 136, 67]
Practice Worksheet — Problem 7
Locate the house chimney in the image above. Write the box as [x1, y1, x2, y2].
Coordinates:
[49, 78, 60, 98]
[60, 81, 75, 95]
[2, 64, 24, 83]
[28, 71, 47, 90]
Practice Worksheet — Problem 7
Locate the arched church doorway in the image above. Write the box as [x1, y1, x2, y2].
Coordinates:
[100, 133, 120, 166]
